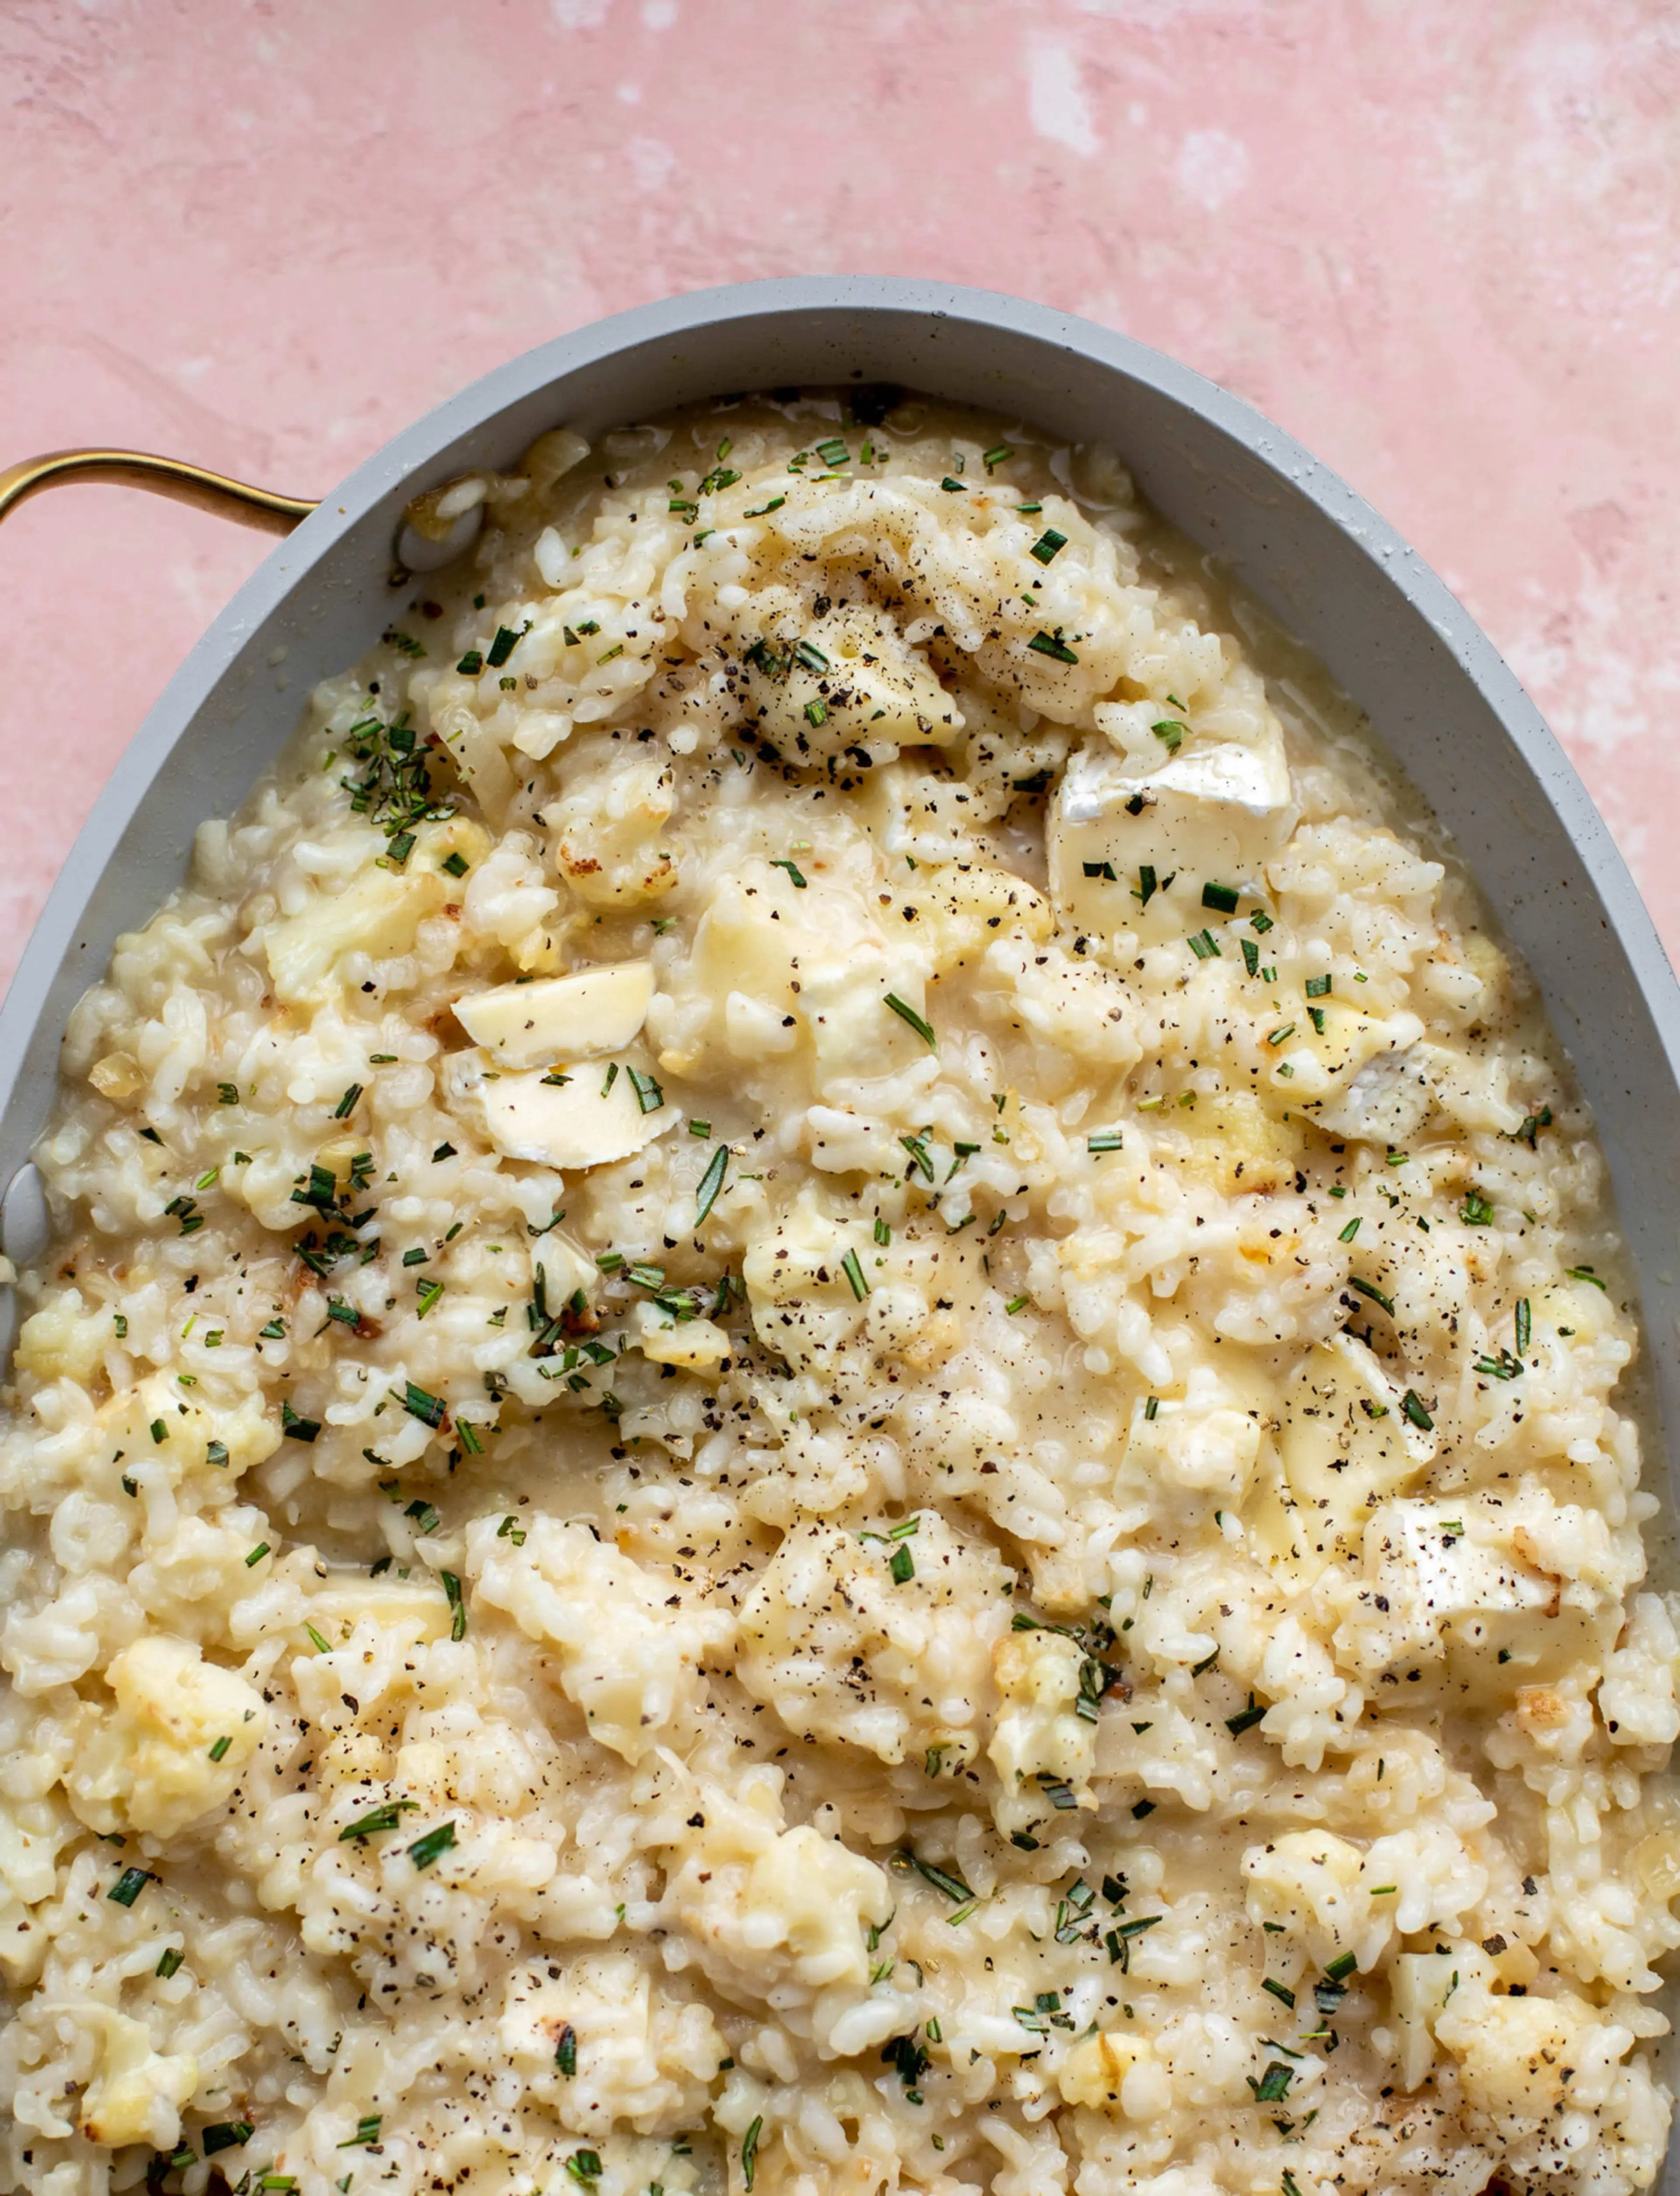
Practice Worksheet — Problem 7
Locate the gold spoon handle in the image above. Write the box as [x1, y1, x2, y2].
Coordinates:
[0, 448, 317, 537]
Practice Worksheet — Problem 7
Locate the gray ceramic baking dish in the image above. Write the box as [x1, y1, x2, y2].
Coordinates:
[2, 269, 1678, 2168]
[8, 276, 1680, 1340]
[7, 271, 1680, 1403]
[2, 275, 1677, 1435]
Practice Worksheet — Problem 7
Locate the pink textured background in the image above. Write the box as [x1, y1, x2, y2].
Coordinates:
[3, 0, 1677, 994]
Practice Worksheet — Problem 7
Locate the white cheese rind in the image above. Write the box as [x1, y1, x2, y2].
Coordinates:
[453, 962, 654, 1068]
[477, 1056, 676, 1170]
[1049, 734, 1296, 940]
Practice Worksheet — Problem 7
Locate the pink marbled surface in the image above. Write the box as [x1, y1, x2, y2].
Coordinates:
[2, 0, 1677, 995]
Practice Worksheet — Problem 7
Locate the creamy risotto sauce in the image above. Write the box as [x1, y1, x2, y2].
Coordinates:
[0, 394, 1676, 2196]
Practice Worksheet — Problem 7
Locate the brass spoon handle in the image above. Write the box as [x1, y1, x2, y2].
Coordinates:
[0, 448, 317, 537]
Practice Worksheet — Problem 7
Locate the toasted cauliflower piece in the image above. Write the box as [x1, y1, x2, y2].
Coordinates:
[1058, 2031, 1172, 2117]
[80, 2012, 198, 2148]
[650, 1769, 900, 2056]
[468, 1515, 732, 1764]
[737, 1514, 1010, 1766]
[988, 1627, 1098, 1834]
[498, 1952, 724, 2138]
[63, 1637, 267, 1839]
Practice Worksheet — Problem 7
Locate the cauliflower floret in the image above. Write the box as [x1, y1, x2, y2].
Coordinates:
[547, 744, 678, 907]
[467, 1515, 732, 1763]
[987, 1627, 1098, 1835]
[80, 2011, 198, 2148]
[1435, 1971, 1610, 2127]
[737, 1514, 1010, 1766]
[499, 1952, 724, 2138]
[1242, 1829, 1386, 1974]
[262, 859, 444, 1003]
[1243, 1823, 1485, 1973]
[63, 1636, 267, 1839]
[1058, 2030, 1172, 2117]
[651, 1769, 900, 2056]
[1122, 1389, 1263, 1509]
[14, 1287, 111, 1387]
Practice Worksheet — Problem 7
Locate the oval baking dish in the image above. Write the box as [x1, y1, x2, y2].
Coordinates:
[3, 276, 1680, 2185]
[4, 277, 1677, 1438]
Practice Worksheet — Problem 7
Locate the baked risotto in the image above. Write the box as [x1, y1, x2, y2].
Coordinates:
[0, 395, 1676, 2196]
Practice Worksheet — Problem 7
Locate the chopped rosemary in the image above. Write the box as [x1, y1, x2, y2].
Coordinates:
[442, 1571, 466, 1641]
[695, 1144, 729, 1226]
[339, 1800, 421, 1842]
[884, 994, 937, 1049]
[904, 1852, 974, 1904]
[406, 1820, 457, 1870]
[401, 1381, 446, 1428]
[1249, 2061, 1294, 2104]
